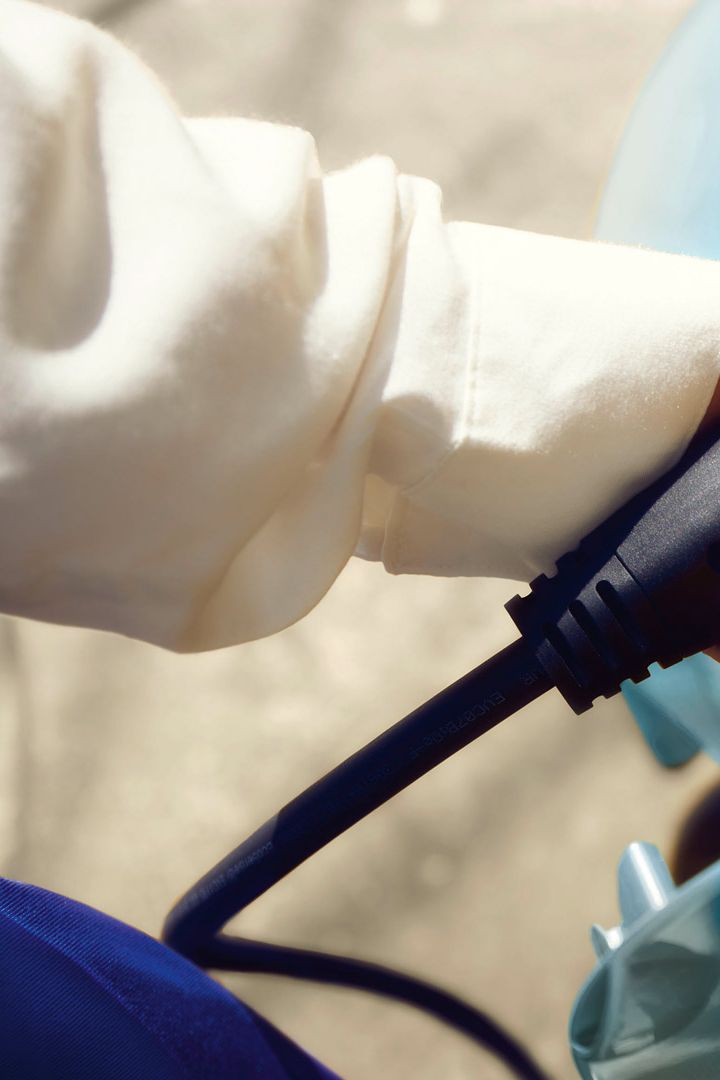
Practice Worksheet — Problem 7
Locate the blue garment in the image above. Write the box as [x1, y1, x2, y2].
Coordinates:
[0, 876, 340, 1079]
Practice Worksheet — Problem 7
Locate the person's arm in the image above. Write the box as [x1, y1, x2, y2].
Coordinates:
[2, 0, 719, 652]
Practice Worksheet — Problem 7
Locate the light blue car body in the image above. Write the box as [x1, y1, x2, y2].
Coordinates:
[571, 2, 720, 1076]
[599, 0, 720, 770]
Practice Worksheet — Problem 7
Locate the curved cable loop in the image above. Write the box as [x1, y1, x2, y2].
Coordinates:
[164, 641, 552, 1080]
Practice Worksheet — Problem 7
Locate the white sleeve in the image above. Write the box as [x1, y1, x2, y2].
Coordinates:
[1, 1, 719, 652]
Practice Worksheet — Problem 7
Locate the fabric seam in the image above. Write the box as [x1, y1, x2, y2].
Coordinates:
[383, 229, 482, 573]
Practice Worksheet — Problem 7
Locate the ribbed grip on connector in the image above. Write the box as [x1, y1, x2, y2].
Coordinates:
[507, 426, 720, 714]
[506, 551, 663, 713]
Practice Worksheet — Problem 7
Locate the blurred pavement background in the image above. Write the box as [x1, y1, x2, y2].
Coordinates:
[3, 2, 714, 1077]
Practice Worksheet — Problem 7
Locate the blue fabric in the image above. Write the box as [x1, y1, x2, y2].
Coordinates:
[0, 877, 340, 1079]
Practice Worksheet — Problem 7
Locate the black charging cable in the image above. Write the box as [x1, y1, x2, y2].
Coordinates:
[164, 426, 720, 1079]
[165, 642, 550, 1078]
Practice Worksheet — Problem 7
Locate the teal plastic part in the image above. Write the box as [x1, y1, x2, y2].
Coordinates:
[570, 843, 720, 1079]
[596, 0, 720, 769]
[621, 657, 720, 768]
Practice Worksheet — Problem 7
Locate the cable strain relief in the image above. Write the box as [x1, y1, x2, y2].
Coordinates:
[506, 552, 663, 714]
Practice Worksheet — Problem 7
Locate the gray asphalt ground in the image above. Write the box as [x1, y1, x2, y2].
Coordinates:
[3, 2, 715, 1078]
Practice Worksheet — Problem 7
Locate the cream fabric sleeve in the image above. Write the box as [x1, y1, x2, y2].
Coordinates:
[1, 0, 719, 652]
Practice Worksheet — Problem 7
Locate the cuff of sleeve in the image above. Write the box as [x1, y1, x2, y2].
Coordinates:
[376, 225, 720, 581]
